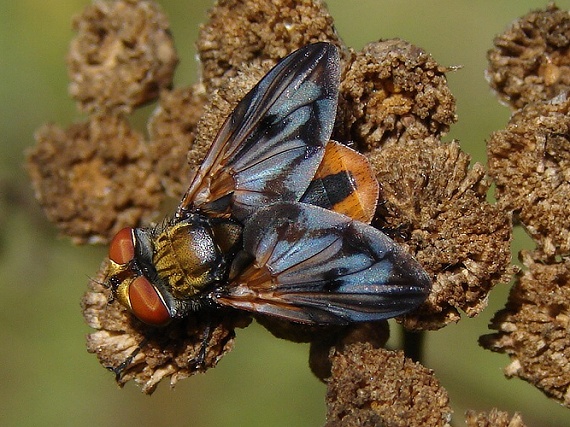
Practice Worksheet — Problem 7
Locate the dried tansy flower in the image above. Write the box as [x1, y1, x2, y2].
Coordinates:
[487, 94, 570, 256]
[197, 0, 343, 92]
[308, 321, 391, 381]
[339, 40, 507, 329]
[339, 39, 457, 150]
[480, 250, 570, 407]
[369, 138, 513, 329]
[82, 260, 251, 394]
[487, 4, 570, 110]
[68, 0, 178, 114]
[482, 3, 570, 415]
[465, 409, 527, 427]
[324, 343, 452, 427]
[27, 0, 178, 244]
[148, 84, 208, 199]
[27, 116, 162, 244]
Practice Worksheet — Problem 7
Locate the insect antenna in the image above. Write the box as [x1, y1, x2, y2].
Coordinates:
[87, 274, 117, 303]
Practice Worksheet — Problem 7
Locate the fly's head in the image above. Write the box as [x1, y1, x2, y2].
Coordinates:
[107, 227, 173, 326]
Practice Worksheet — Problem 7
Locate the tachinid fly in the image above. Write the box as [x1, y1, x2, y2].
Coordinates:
[106, 42, 431, 331]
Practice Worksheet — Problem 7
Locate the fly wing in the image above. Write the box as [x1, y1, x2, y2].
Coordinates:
[213, 202, 431, 325]
[176, 43, 340, 222]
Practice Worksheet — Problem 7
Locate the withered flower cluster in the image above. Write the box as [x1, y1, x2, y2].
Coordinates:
[481, 3, 570, 409]
[26, 0, 543, 425]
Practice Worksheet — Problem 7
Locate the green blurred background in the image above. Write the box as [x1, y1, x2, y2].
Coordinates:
[2, 1, 570, 426]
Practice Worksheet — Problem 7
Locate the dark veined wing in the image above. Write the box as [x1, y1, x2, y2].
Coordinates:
[176, 43, 341, 222]
[213, 202, 431, 325]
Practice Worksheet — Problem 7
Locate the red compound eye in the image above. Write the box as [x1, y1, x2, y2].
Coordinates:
[109, 227, 135, 264]
[129, 276, 171, 326]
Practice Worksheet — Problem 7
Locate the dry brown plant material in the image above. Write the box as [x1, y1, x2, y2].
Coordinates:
[148, 85, 208, 199]
[482, 3, 570, 414]
[370, 138, 514, 329]
[324, 343, 452, 427]
[68, 0, 178, 114]
[340, 40, 457, 150]
[487, 4, 570, 110]
[197, 0, 343, 92]
[480, 251, 570, 407]
[465, 409, 526, 427]
[27, 116, 162, 244]
[308, 321, 390, 381]
[487, 95, 570, 256]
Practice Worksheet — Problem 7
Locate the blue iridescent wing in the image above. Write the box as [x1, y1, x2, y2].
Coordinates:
[177, 43, 340, 222]
[213, 202, 431, 325]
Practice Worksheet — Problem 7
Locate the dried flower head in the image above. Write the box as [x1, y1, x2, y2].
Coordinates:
[487, 4, 570, 110]
[324, 343, 452, 427]
[481, 3, 570, 415]
[308, 321, 390, 381]
[68, 0, 178, 114]
[148, 84, 208, 199]
[339, 39, 457, 150]
[487, 94, 570, 256]
[83, 260, 251, 394]
[480, 250, 570, 407]
[465, 409, 527, 427]
[369, 138, 514, 329]
[197, 0, 343, 92]
[27, 116, 162, 244]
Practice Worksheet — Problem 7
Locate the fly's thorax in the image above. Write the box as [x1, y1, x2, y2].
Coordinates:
[151, 216, 243, 300]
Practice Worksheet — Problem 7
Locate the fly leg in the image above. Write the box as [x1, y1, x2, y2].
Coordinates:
[107, 337, 148, 381]
[191, 314, 212, 369]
